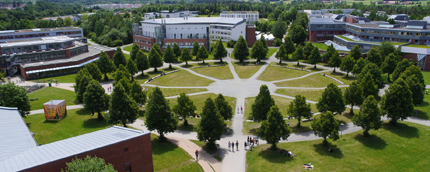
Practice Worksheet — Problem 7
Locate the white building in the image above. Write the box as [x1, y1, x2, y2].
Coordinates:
[220, 11, 259, 24]
[144, 10, 198, 20]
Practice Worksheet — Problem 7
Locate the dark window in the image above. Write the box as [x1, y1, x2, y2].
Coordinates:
[124, 163, 131, 172]
[124, 148, 129, 153]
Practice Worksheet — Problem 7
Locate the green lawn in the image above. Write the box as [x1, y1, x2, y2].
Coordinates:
[404, 44, 430, 48]
[197, 14, 220, 17]
[422, 71, 430, 85]
[415, 93, 430, 120]
[267, 48, 278, 58]
[32, 73, 78, 83]
[327, 72, 357, 85]
[312, 43, 328, 51]
[149, 70, 214, 86]
[144, 87, 208, 97]
[191, 63, 234, 80]
[275, 89, 324, 102]
[257, 63, 309, 81]
[123, 45, 133, 52]
[336, 35, 406, 45]
[246, 121, 430, 172]
[233, 62, 264, 79]
[28, 87, 78, 110]
[275, 73, 338, 87]
[135, 67, 179, 84]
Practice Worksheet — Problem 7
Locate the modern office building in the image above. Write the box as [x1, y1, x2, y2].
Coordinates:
[0, 27, 84, 43]
[220, 11, 259, 24]
[143, 10, 198, 20]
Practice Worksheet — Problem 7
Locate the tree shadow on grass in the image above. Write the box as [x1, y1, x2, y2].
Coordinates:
[76, 108, 91, 115]
[177, 123, 195, 132]
[233, 61, 266, 66]
[354, 134, 387, 150]
[151, 137, 178, 155]
[26, 123, 31, 129]
[258, 147, 294, 163]
[312, 142, 344, 159]
[383, 122, 419, 138]
[82, 118, 109, 128]
[135, 74, 150, 81]
[291, 126, 312, 134]
[416, 101, 430, 120]
[180, 64, 194, 68]
[308, 67, 324, 72]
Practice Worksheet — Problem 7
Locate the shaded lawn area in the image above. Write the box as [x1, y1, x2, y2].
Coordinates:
[151, 134, 203, 172]
[275, 73, 338, 87]
[28, 87, 78, 110]
[191, 63, 234, 80]
[168, 93, 236, 132]
[275, 89, 324, 102]
[179, 61, 224, 68]
[149, 70, 215, 86]
[233, 62, 264, 79]
[327, 72, 357, 85]
[415, 93, 430, 120]
[246, 121, 429, 172]
[143, 87, 208, 98]
[257, 63, 309, 81]
[24, 108, 110, 145]
[135, 67, 179, 84]
[422, 71, 430, 85]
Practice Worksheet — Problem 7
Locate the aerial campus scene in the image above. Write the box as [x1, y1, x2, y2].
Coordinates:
[1, 0, 430, 171]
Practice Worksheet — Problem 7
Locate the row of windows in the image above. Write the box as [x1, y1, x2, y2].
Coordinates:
[0, 31, 81, 40]
[135, 39, 152, 45]
[2, 42, 73, 54]
[165, 42, 204, 46]
[347, 26, 430, 37]
[316, 25, 345, 29]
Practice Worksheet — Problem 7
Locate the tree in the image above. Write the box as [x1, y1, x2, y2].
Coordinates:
[173, 43, 182, 59]
[292, 45, 304, 65]
[0, 83, 31, 117]
[76, 72, 93, 103]
[352, 95, 382, 137]
[380, 53, 398, 83]
[340, 55, 354, 77]
[391, 59, 411, 82]
[329, 50, 342, 73]
[251, 85, 275, 122]
[322, 44, 335, 61]
[233, 35, 249, 63]
[113, 64, 131, 83]
[196, 98, 226, 149]
[126, 58, 138, 81]
[287, 95, 312, 127]
[317, 83, 346, 115]
[145, 87, 178, 141]
[180, 48, 193, 65]
[148, 44, 163, 72]
[344, 81, 364, 115]
[153, 43, 162, 57]
[173, 93, 196, 126]
[404, 75, 424, 106]
[84, 62, 102, 82]
[283, 35, 295, 61]
[271, 17, 287, 39]
[192, 41, 199, 56]
[197, 45, 209, 64]
[214, 93, 233, 120]
[366, 47, 382, 66]
[350, 45, 362, 61]
[303, 42, 314, 58]
[257, 105, 291, 149]
[62, 155, 117, 172]
[311, 111, 340, 145]
[135, 50, 149, 76]
[275, 44, 287, 63]
[130, 81, 146, 105]
[287, 24, 307, 45]
[358, 63, 385, 89]
[83, 80, 110, 120]
[97, 51, 116, 80]
[251, 40, 267, 63]
[130, 43, 140, 61]
[113, 47, 126, 68]
[0, 71, 4, 82]
[399, 65, 425, 91]
[381, 78, 414, 125]
[163, 44, 175, 68]
[352, 58, 366, 76]
[63, 17, 73, 26]
[213, 39, 227, 63]
[308, 47, 322, 68]
[377, 41, 396, 60]
[260, 35, 269, 52]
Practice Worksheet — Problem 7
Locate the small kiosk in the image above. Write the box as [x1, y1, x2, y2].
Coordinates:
[43, 100, 67, 120]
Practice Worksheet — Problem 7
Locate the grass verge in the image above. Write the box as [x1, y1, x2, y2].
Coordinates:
[191, 62, 234, 80]
[257, 62, 310, 81]
[275, 73, 337, 87]
[275, 89, 324, 102]
[149, 70, 215, 86]
[28, 87, 77, 110]
[233, 62, 264, 79]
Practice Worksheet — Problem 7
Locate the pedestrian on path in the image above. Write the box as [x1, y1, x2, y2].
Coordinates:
[240, 106, 243, 114]
[232, 141, 235, 151]
[247, 136, 250, 144]
[237, 107, 239, 113]
[228, 141, 231, 150]
[195, 150, 199, 161]
[244, 141, 247, 150]
[236, 140, 239, 151]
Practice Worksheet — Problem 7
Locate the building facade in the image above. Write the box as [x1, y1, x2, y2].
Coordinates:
[144, 10, 198, 20]
[0, 27, 83, 43]
[220, 11, 259, 24]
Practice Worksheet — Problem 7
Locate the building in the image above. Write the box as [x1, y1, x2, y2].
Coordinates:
[220, 11, 259, 24]
[0, 27, 84, 43]
[308, 17, 347, 42]
[42, 16, 80, 22]
[363, 11, 387, 18]
[0, 106, 153, 172]
[143, 10, 198, 20]
[134, 17, 248, 52]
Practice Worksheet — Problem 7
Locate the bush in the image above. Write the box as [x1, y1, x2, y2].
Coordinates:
[227, 40, 236, 48]
[274, 38, 282, 46]
[113, 39, 123, 46]
[87, 32, 96, 39]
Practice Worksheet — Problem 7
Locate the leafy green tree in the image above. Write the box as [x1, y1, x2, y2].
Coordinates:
[287, 95, 312, 127]
[340, 55, 354, 77]
[287, 24, 307, 45]
[197, 45, 209, 64]
[63, 17, 73, 26]
[292, 45, 304, 65]
[251, 40, 267, 63]
[329, 50, 342, 73]
[148, 44, 163, 72]
[97, 51, 116, 80]
[233, 35, 249, 63]
[257, 105, 291, 149]
[214, 93, 233, 120]
[271, 17, 287, 39]
[84, 80, 110, 120]
[173, 43, 182, 59]
[84, 62, 102, 82]
[366, 47, 382, 66]
[352, 58, 366, 76]
[391, 59, 411, 82]
[153, 43, 162, 57]
[130, 81, 146, 105]
[145, 87, 178, 141]
[352, 95, 382, 137]
[192, 41, 199, 56]
[117, 77, 131, 94]
[213, 39, 227, 63]
[303, 42, 314, 58]
[173, 93, 196, 126]
[360, 73, 379, 99]
[260, 35, 269, 52]
[61, 155, 117, 172]
[251, 85, 275, 122]
[135, 50, 149, 76]
[113, 47, 126, 68]
[358, 63, 385, 89]
[311, 111, 340, 145]
[196, 97, 226, 149]
[180, 48, 193, 65]
[163, 44, 176, 68]
[130, 43, 140, 61]
[344, 81, 364, 115]
[126, 59, 138, 81]
[75, 68, 91, 93]
[283, 35, 295, 60]
[76, 72, 93, 103]
[0, 83, 31, 117]
[404, 75, 424, 106]
[317, 83, 346, 115]
[109, 84, 139, 127]
[308, 47, 322, 68]
[350, 45, 362, 61]
[381, 78, 414, 125]
[381, 53, 398, 83]
[399, 65, 425, 90]
[322, 44, 335, 61]
[113, 64, 131, 83]
[275, 44, 287, 64]
[377, 41, 396, 60]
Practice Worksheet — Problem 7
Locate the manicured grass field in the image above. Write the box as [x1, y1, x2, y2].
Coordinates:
[28, 87, 77, 110]
[135, 67, 179, 84]
[275, 73, 337, 87]
[415, 94, 430, 120]
[246, 121, 430, 172]
[233, 62, 264, 79]
[266, 48, 278, 58]
[123, 45, 133, 52]
[149, 70, 214, 86]
[257, 63, 309, 81]
[191, 63, 234, 80]
[32, 73, 78, 83]
[275, 89, 324, 102]
[24, 108, 110, 145]
[151, 134, 203, 172]
[327, 72, 357, 85]
[422, 71, 430, 85]
[144, 87, 208, 98]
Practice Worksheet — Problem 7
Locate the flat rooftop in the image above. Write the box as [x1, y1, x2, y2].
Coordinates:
[222, 11, 259, 14]
[141, 17, 245, 25]
[0, 36, 78, 48]
[0, 27, 82, 35]
[347, 23, 430, 30]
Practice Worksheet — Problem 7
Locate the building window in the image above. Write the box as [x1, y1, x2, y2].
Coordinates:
[407, 32, 413, 36]
[124, 162, 131, 172]
[417, 33, 423, 36]
[124, 148, 129, 153]
[317, 25, 323, 29]
[327, 25, 336, 28]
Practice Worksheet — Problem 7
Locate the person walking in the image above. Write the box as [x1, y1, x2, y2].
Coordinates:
[232, 141, 235, 151]
[195, 150, 199, 161]
[240, 105, 243, 114]
[236, 140, 239, 151]
[228, 141, 231, 150]
[247, 136, 250, 144]
[244, 141, 247, 150]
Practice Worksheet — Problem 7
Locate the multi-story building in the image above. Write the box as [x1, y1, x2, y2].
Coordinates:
[0, 27, 84, 43]
[220, 11, 259, 24]
[134, 17, 248, 52]
[144, 10, 198, 20]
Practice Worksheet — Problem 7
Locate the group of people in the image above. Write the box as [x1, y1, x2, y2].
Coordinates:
[244, 136, 259, 151]
[107, 86, 112, 92]
[228, 140, 239, 151]
[279, 149, 297, 157]
[303, 161, 313, 170]
[237, 105, 243, 114]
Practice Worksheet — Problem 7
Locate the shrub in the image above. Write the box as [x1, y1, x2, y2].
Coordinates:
[227, 40, 236, 48]
[113, 39, 123, 46]
[274, 38, 282, 46]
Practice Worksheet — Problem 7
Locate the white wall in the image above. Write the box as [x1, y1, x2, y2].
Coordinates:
[165, 24, 209, 39]
[141, 23, 158, 38]
[230, 22, 247, 41]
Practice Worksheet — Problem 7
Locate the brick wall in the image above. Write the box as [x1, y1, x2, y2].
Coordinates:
[246, 27, 257, 47]
[134, 35, 156, 52]
[346, 17, 358, 23]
